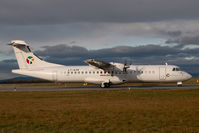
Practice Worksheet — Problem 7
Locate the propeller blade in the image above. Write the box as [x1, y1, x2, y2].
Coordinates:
[123, 60, 130, 72]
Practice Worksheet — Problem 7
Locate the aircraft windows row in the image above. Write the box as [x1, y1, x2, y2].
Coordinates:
[62, 70, 144, 75]
[62, 70, 157, 75]
[145, 71, 155, 74]
[172, 68, 181, 71]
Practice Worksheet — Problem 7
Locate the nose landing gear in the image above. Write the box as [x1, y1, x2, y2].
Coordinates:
[177, 81, 182, 87]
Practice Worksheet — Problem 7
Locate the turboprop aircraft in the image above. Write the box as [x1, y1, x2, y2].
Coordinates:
[9, 40, 192, 87]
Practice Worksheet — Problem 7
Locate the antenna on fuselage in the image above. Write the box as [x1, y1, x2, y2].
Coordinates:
[165, 62, 168, 66]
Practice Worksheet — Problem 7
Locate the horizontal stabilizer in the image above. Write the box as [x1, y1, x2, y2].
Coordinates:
[8, 40, 28, 46]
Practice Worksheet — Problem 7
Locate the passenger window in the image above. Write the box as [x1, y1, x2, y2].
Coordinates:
[82, 71, 84, 74]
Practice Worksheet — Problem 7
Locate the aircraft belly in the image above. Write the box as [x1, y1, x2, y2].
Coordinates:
[62, 75, 85, 82]
[84, 75, 124, 84]
[140, 76, 160, 82]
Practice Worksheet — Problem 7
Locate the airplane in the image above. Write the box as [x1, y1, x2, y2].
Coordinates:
[9, 40, 192, 87]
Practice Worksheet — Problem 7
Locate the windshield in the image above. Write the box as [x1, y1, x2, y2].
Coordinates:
[172, 67, 181, 71]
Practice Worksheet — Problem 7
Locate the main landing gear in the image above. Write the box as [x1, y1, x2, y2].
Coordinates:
[100, 82, 111, 88]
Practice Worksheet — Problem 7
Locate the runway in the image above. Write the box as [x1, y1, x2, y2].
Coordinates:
[0, 84, 199, 91]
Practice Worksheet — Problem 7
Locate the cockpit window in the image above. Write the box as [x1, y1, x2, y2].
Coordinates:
[172, 68, 181, 71]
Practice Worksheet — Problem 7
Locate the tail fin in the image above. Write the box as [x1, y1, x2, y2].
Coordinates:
[9, 40, 62, 69]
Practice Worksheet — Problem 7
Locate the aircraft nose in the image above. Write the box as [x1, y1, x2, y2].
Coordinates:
[186, 73, 192, 80]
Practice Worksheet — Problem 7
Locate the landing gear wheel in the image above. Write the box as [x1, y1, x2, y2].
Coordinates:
[100, 83, 110, 88]
[177, 81, 182, 87]
[101, 83, 105, 88]
[105, 83, 110, 88]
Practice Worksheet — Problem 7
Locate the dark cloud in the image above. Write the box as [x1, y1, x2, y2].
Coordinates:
[0, 59, 17, 67]
[37, 44, 89, 58]
[36, 44, 180, 60]
[0, 59, 18, 80]
[181, 36, 199, 45]
[37, 44, 199, 61]
[35, 44, 199, 77]
[0, 0, 199, 25]
[166, 35, 199, 47]
[167, 31, 182, 37]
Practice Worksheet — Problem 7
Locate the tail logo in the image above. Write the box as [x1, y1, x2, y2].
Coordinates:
[26, 56, 34, 64]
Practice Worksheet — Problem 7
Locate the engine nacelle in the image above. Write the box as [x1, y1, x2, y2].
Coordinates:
[110, 62, 125, 71]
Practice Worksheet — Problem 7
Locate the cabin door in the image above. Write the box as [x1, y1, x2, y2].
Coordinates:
[159, 67, 166, 80]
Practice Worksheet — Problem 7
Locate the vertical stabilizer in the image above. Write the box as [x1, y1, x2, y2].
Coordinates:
[9, 40, 62, 69]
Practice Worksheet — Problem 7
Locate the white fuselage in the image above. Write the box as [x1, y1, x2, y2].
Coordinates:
[12, 64, 192, 85]
[9, 40, 192, 87]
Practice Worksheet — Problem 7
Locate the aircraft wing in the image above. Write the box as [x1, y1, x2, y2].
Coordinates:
[84, 59, 114, 70]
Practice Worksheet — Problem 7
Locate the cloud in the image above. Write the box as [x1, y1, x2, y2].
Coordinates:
[35, 43, 199, 66]
[36, 44, 178, 60]
[38, 44, 89, 58]
[0, 59, 18, 80]
[0, 0, 199, 25]
[1, 20, 199, 51]
[166, 35, 199, 47]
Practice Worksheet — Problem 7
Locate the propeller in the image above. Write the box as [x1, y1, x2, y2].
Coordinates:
[123, 60, 130, 72]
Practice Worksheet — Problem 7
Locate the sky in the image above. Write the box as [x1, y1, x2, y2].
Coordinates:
[0, 0, 199, 79]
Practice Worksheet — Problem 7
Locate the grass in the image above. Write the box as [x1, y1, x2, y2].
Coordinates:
[0, 77, 199, 87]
[0, 89, 199, 133]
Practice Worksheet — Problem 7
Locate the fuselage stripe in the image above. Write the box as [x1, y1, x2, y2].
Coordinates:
[100, 74, 112, 76]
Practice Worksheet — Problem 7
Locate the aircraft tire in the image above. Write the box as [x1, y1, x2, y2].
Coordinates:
[101, 83, 110, 88]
